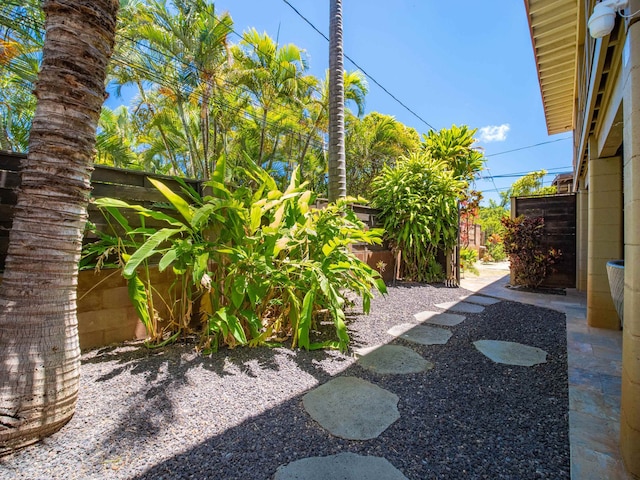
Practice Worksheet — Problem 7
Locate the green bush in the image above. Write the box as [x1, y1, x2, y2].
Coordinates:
[501, 215, 561, 288]
[460, 247, 479, 275]
[371, 152, 464, 282]
[83, 157, 386, 352]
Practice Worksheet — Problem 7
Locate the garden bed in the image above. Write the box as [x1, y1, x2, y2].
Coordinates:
[0, 283, 569, 479]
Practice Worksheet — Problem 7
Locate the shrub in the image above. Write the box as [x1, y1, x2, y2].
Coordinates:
[460, 247, 479, 276]
[371, 152, 464, 282]
[83, 157, 386, 352]
[501, 216, 561, 288]
[484, 233, 506, 262]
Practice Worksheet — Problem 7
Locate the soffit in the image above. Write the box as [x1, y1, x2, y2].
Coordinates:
[525, 0, 579, 134]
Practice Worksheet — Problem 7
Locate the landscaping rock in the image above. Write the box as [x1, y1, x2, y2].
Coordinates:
[435, 300, 485, 314]
[387, 323, 452, 346]
[302, 376, 399, 440]
[473, 339, 548, 366]
[273, 452, 409, 480]
[355, 345, 434, 374]
[413, 310, 465, 326]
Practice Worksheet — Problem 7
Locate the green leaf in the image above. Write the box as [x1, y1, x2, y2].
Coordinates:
[123, 228, 184, 278]
[297, 289, 315, 350]
[149, 177, 193, 224]
[127, 274, 151, 333]
[158, 249, 177, 272]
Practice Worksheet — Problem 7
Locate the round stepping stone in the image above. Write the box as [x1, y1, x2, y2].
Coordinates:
[435, 301, 485, 314]
[302, 376, 399, 440]
[414, 310, 466, 326]
[459, 294, 501, 306]
[387, 323, 452, 346]
[355, 345, 434, 374]
[473, 340, 548, 367]
[274, 452, 409, 480]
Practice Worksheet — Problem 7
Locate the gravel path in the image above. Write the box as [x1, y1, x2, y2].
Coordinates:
[0, 283, 569, 479]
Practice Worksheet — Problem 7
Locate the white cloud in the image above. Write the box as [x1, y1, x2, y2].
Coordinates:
[478, 124, 510, 142]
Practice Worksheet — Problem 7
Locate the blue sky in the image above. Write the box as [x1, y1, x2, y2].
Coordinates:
[109, 0, 574, 205]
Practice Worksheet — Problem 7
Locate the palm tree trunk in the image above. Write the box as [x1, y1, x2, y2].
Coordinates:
[328, 0, 346, 201]
[0, 0, 119, 454]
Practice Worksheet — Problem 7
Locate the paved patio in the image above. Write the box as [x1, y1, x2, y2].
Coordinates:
[460, 262, 631, 480]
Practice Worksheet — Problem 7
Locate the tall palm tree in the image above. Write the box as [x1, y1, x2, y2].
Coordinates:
[328, 0, 346, 201]
[0, 0, 119, 454]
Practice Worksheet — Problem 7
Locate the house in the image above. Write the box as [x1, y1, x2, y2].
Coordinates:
[551, 171, 574, 193]
[524, 0, 640, 477]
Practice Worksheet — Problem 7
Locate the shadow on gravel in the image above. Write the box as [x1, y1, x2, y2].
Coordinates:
[103, 288, 570, 480]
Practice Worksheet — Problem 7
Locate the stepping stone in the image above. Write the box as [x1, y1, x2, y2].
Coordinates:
[302, 376, 399, 440]
[274, 452, 409, 480]
[435, 301, 485, 314]
[473, 340, 548, 367]
[414, 310, 466, 326]
[459, 294, 501, 306]
[387, 323, 452, 346]
[355, 345, 434, 374]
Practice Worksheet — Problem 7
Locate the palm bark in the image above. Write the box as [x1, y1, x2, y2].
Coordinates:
[0, 0, 119, 454]
[328, 0, 346, 201]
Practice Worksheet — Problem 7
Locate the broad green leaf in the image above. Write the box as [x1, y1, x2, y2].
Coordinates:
[158, 249, 177, 272]
[123, 228, 184, 278]
[149, 177, 193, 224]
[297, 290, 315, 350]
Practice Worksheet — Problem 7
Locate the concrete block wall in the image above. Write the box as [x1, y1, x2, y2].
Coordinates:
[77, 267, 178, 350]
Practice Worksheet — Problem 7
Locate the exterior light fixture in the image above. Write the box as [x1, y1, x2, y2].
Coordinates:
[588, 0, 628, 38]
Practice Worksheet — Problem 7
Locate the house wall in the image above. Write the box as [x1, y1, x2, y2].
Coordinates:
[620, 5, 640, 473]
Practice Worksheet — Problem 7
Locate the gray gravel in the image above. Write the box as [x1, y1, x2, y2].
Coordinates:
[0, 283, 569, 479]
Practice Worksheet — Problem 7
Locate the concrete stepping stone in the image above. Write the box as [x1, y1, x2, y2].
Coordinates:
[473, 339, 548, 367]
[459, 294, 501, 306]
[414, 310, 466, 326]
[387, 323, 452, 346]
[435, 300, 485, 314]
[274, 452, 409, 480]
[302, 376, 399, 440]
[355, 345, 434, 374]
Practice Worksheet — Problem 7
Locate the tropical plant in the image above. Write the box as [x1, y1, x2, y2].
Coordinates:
[86, 157, 386, 352]
[460, 247, 479, 276]
[499, 169, 557, 206]
[484, 233, 506, 262]
[345, 112, 421, 198]
[371, 151, 464, 282]
[0, 0, 119, 455]
[501, 215, 561, 288]
[0, 0, 44, 151]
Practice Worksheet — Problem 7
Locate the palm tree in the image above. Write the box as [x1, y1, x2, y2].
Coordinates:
[0, 0, 119, 454]
[233, 28, 309, 168]
[328, 0, 346, 201]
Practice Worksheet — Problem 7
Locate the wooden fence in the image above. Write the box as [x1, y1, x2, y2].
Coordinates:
[0, 151, 389, 273]
[513, 193, 577, 288]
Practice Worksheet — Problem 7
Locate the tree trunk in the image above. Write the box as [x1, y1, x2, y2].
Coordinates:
[0, 0, 119, 454]
[328, 0, 346, 201]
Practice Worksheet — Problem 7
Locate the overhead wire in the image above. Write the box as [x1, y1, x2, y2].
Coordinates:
[281, 0, 437, 131]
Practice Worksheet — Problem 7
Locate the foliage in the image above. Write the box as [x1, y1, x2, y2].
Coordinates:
[422, 124, 484, 186]
[499, 170, 557, 206]
[371, 151, 464, 282]
[345, 112, 420, 198]
[459, 247, 479, 276]
[0, 1, 43, 151]
[501, 215, 561, 288]
[478, 199, 508, 238]
[483, 233, 506, 262]
[84, 157, 386, 352]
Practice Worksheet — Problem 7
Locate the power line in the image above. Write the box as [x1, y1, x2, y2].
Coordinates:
[281, 0, 437, 131]
[484, 137, 572, 157]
